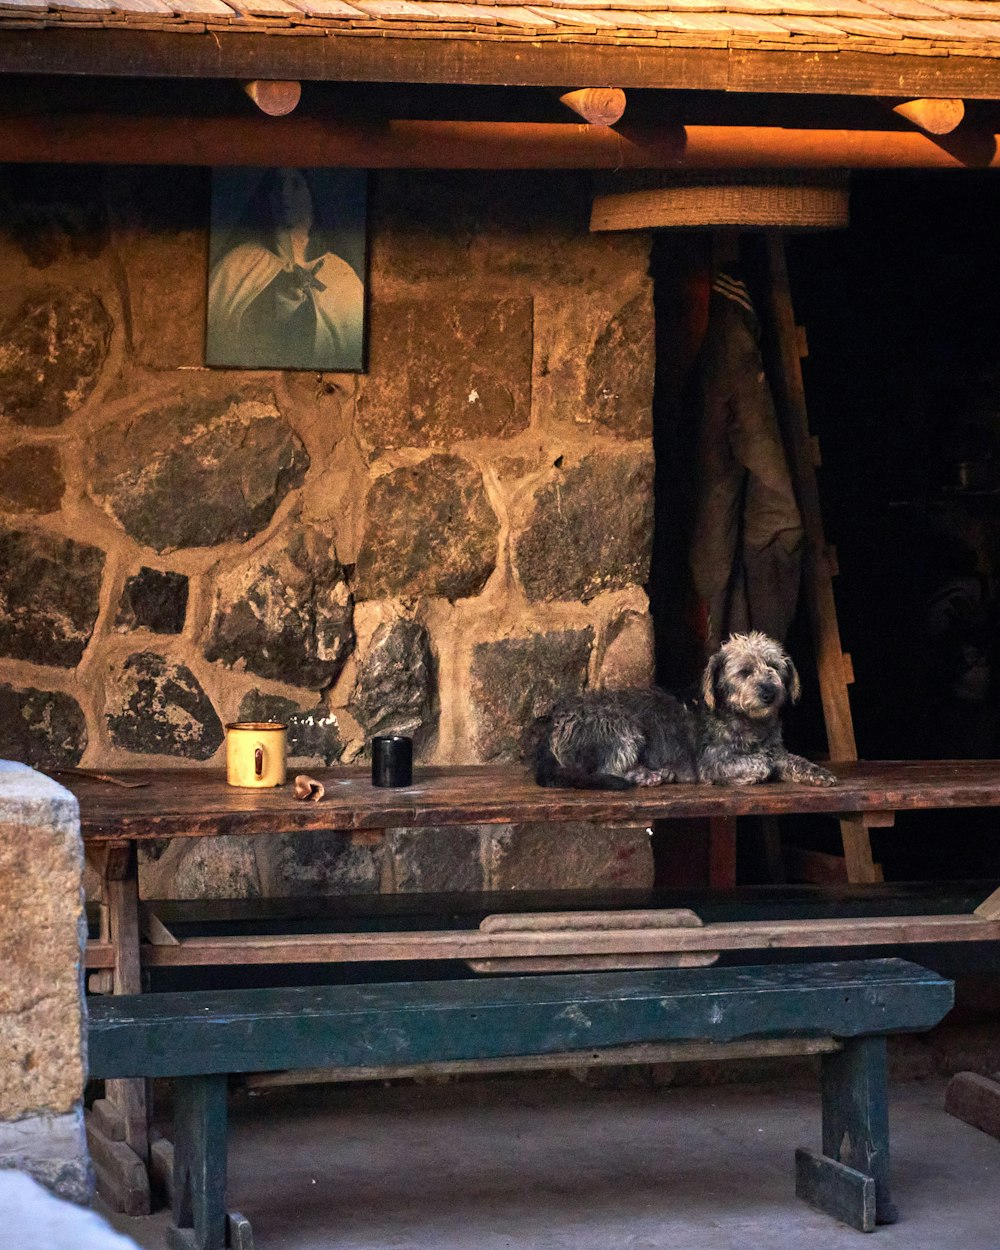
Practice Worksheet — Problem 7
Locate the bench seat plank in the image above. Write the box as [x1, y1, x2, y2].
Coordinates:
[88, 959, 952, 1080]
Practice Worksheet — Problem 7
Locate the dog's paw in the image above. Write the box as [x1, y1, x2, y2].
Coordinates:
[624, 765, 663, 787]
[794, 762, 838, 787]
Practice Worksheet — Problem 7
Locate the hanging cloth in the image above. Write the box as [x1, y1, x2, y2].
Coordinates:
[688, 271, 805, 652]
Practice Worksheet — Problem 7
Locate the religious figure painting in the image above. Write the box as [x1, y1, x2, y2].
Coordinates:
[206, 167, 367, 371]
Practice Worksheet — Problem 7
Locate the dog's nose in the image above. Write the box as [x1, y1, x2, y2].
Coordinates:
[759, 688, 776, 706]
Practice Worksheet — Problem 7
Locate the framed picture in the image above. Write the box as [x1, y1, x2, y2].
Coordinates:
[206, 167, 367, 372]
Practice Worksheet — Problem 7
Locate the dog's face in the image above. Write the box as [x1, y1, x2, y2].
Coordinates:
[701, 632, 801, 721]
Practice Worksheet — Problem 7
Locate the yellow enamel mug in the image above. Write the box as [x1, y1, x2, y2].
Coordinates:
[225, 722, 287, 788]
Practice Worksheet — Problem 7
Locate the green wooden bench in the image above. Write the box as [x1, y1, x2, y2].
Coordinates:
[87, 958, 953, 1247]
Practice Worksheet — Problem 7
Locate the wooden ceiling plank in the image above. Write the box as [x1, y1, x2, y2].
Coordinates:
[417, 1, 499, 20]
[478, 3, 558, 24]
[929, 0, 1000, 16]
[167, 0, 235, 15]
[230, 0, 300, 16]
[351, 0, 447, 16]
[109, 0, 176, 14]
[283, 0, 364, 15]
[527, 5, 618, 24]
[50, 0, 116, 13]
[767, 13, 851, 33]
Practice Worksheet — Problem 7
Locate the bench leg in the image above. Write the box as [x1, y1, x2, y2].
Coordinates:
[167, 1075, 232, 1250]
[796, 1036, 897, 1232]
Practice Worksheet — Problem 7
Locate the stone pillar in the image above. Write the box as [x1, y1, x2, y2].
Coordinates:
[0, 761, 90, 1202]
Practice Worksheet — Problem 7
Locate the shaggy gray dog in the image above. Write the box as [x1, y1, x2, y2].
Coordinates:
[535, 631, 837, 790]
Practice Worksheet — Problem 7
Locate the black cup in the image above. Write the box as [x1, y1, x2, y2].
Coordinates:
[371, 735, 413, 788]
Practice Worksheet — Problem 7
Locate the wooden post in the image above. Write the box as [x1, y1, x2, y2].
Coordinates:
[558, 88, 626, 126]
[760, 232, 882, 885]
[104, 842, 151, 1213]
[169, 1075, 230, 1250]
[820, 1038, 896, 1224]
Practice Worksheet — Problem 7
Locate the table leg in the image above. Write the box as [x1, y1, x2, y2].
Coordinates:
[795, 1035, 896, 1231]
[89, 841, 152, 1215]
[707, 817, 737, 888]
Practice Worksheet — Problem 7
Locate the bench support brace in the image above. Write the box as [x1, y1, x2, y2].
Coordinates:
[796, 1036, 897, 1231]
[167, 1075, 253, 1250]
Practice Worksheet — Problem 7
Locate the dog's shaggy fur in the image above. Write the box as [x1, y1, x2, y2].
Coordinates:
[535, 631, 837, 790]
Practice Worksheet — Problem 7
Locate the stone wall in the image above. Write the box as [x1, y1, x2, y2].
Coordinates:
[0, 165, 656, 898]
[0, 762, 90, 1201]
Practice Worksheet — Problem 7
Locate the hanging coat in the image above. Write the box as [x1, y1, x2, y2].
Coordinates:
[689, 271, 804, 652]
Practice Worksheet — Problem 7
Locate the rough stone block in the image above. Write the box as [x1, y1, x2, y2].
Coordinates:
[0, 527, 105, 667]
[354, 455, 499, 602]
[0, 1113, 92, 1207]
[0, 684, 87, 770]
[369, 170, 617, 285]
[358, 299, 533, 450]
[0, 762, 89, 1200]
[597, 609, 655, 690]
[137, 835, 264, 901]
[238, 689, 343, 765]
[469, 629, 593, 763]
[257, 831, 382, 897]
[104, 652, 224, 760]
[115, 567, 188, 634]
[388, 826, 485, 893]
[0, 165, 108, 269]
[87, 393, 309, 552]
[349, 619, 437, 746]
[584, 292, 655, 438]
[0, 444, 65, 514]
[514, 452, 654, 603]
[110, 168, 209, 370]
[0, 290, 112, 428]
[488, 822, 654, 890]
[206, 528, 353, 690]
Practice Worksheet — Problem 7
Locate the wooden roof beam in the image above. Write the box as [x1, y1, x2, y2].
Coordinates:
[5, 32, 1000, 101]
[0, 115, 998, 169]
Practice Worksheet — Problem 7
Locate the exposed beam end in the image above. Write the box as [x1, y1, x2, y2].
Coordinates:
[891, 97, 965, 135]
[559, 87, 626, 126]
[244, 79, 302, 118]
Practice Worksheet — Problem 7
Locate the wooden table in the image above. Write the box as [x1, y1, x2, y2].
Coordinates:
[68, 760, 1000, 1213]
[72, 759, 1000, 842]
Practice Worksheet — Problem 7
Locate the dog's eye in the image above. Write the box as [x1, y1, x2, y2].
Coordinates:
[740, 666, 753, 678]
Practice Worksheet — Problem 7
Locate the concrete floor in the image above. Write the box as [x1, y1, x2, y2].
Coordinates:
[107, 1074, 999, 1250]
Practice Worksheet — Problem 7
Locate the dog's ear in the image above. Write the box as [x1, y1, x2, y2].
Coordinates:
[701, 652, 725, 710]
[783, 658, 802, 704]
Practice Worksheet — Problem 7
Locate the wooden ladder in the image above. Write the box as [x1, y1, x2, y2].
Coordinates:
[758, 231, 882, 885]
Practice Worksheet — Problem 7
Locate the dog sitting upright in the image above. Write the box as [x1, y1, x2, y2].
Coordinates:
[535, 631, 837, 790]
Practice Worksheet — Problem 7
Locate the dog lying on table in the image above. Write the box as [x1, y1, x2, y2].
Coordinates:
[535, 631, 837, 791]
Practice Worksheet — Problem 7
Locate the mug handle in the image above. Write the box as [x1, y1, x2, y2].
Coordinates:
[254, 745, 264, 778]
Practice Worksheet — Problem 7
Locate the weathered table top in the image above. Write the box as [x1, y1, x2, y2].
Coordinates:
[56, 759, 1000, 843]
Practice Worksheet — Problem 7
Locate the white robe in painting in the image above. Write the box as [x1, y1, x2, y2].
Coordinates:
[207, 236, 364, 370]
